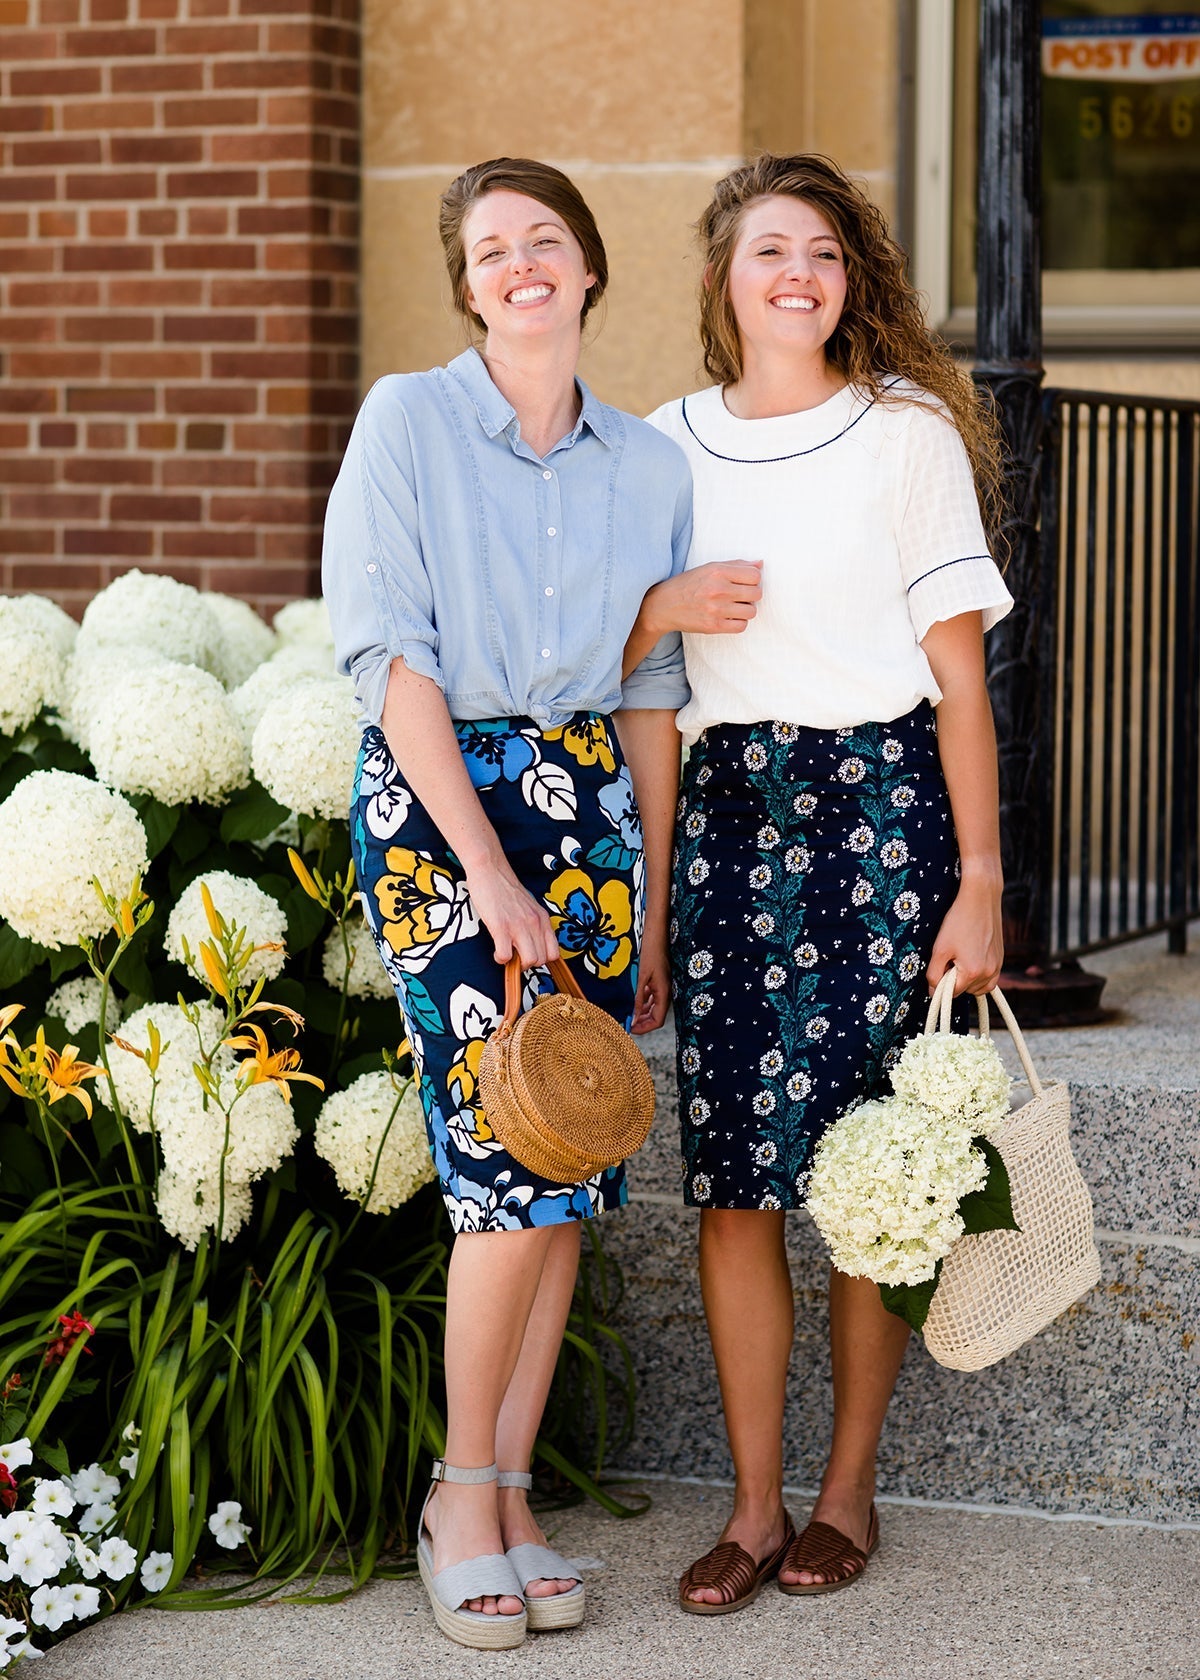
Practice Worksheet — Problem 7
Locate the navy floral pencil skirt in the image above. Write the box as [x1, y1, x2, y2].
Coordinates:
[351, 713, 643, 1235]
[671, 703, 959, 1211]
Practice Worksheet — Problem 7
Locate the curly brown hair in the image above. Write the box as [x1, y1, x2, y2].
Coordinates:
[438, 157, 608, 335]
[698, 153, 1003, 543]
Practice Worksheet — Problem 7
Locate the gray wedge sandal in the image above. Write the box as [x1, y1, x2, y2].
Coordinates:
[498, 1470, 586, 1631]
[416, 1461, 527, 1650]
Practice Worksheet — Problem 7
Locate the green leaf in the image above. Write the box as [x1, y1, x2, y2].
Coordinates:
[171, 808, 212, 864]
[111, 928, 156, 1001]
[220, 784, 291, 844]
[879, 1264, 942, 1332]
[37, 1438, 70, 1476]
[282, 884, 327, 954]
[0, 1122, 51, 1196]
[0, 752, 35, 803]
[959, 1136, 1019, 1236]
[0, 923, 39, 989]
[90, 1101, 126, 1164]
[47, 945, 88, 982]
[132, 795, 182, 859]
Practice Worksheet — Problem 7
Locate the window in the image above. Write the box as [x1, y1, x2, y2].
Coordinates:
[911, 0, 1200, 346]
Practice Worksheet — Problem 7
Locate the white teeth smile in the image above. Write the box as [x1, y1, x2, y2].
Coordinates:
[772, 297, 817, 310]
[509, 284, 553, 304]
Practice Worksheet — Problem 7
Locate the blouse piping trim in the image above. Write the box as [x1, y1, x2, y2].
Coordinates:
[680, 377, 903, 464]
[905, 554, 994, 592]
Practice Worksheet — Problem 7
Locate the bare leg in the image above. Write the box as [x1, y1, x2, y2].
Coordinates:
[779, 1266, 909, 1586]
[683, 1209, 794, 1606]
[424, 1224, 555, 1615]
[495, 1220, 582, 1598]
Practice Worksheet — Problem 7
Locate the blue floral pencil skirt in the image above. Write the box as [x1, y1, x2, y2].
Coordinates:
[351, 713, 643, 1234]
[671, 703, 959, 1211]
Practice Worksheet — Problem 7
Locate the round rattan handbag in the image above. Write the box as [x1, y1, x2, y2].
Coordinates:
[921, 973, 1102, 1371]
[477, 956, 656, 1184]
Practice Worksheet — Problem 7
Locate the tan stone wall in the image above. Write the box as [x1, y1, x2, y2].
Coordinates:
[360, 0, 904, 417]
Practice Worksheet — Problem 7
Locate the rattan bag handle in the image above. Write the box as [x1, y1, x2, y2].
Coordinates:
[923, 969, 1044, 1097]
[498, 952, 586, 1036]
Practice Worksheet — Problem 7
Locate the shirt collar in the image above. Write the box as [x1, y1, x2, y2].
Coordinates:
[448, 347, 613, 450]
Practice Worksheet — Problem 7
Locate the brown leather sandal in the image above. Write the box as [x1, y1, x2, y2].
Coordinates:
[678, 1516, 797, 1616]
[777, 1504, 879, 1596]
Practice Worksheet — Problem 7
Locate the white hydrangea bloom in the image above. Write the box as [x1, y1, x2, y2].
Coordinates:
[0, 627, 65, 736]
[155, 1078, 298, 1190]
[166, 870, 287, 986]
[806, 1097, 988, 1287]
[314, 1071, 434, 1214]
[273, 597, 333, 649]
[155, 1165, 254, 1251]
[321, 915, 391, 1001]
[251, 677, 358, 820]
[47, 975, 116, 1036]
[228, 658, 308, 746]
[107, 1001, 227, 1130]
[88, 662, 250, 807]
[0, 592, 78, 659]
[0, 771, 148, 950]
[889, 1031, 1012, 1131]
[58, 642, 167, 751]
[204, 592, 277, 688]
[266, 641, 336, 681]
[77, 569, 222, 674]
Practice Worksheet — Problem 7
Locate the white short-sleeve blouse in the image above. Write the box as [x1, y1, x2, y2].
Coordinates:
[646, 379, 1013, 744]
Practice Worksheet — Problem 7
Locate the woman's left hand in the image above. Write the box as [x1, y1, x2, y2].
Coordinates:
[631, 929, 672, 1034]
[927, 873, 1004, 996]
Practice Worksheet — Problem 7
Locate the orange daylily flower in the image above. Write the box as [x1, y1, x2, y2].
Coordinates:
[245, 1000, 307, 1031]
[226, 1023, 323, 1095]
[38, 1039, 103, 1119]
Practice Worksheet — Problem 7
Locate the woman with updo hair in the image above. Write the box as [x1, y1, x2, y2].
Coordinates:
[323, 157, 691, 1649]
[625, 152, 1013, 1612]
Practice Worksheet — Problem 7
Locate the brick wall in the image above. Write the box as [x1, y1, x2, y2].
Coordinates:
[0, 0, 360, 618]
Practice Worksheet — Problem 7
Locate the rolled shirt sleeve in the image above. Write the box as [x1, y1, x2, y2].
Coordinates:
[618, 460, 693, 711]
[322, 378, 445, 725]
[896, 403, 1014, 644]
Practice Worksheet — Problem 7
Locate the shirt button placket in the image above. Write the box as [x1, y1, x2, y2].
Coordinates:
[537, 464, 564, 696]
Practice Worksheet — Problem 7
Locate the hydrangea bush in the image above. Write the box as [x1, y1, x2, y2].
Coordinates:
[0, 580, 634, 1660]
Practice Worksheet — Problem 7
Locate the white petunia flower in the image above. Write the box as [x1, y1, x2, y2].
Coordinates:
[29, 1481, 73, 1520]
[321, 915, 393, 1001]
[273, 597, 333, 649]
[889, 1031, 1012, 1131]
[140, 1550, 173, 1592]
[72, 1537, 102, 1581]
[76, 1502, 117, 1537]
[28, 1584, 73, 1632]
[207, 1500, 251, 1550]
[77, 569, 222, 674]
[203, 593, 277, 688]
[62, 1583, 101, 1622]
[7, 1537, 58, 1591]
[117, 1446, 138, 1477]
[47, 976, 116, 1036]
[314, 1072, 434, 1215]
[251, 677, 359, 820]
[0, 1439, 32, 1472]
[96, 1535, 137, 1581]
[166, 870, 288, 987]
[6, 1633, 44, 1663]
[807, 1096, 988, 1287]
[0, 628, 65, 736]
[89, 661, 250, 806]
[0, 771, 148, 950]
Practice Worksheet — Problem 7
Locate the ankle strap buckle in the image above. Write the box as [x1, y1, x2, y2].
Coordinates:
[430, 1459, 499, 1485]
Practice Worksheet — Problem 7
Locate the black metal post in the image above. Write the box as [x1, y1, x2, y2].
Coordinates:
[973, 0, 1105, 1023]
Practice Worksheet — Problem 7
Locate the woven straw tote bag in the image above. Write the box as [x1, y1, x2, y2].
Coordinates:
[921, 973, 1101, 1371]
[478, 955, 655, 1185]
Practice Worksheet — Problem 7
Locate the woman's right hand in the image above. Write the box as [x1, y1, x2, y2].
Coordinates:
[464, 860, 561, 968]
[645, 560, 763, 636]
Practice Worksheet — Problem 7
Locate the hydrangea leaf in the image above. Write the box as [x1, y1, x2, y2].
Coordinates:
[47, 945, 88, 983]
[219, 784, 292, 845]
[282, 883, 327, 953]
[0, 922, 39, 989]
[90, 1100, 125, 1163]
[132, 795, 182, 860]
[879, 1264, 942, 1331]
[958, 1136, 1019, 1235]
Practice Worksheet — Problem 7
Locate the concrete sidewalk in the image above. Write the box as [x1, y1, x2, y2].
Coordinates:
[35, 1478, 1200, 1680]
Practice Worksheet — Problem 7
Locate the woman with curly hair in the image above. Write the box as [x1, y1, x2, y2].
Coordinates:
[624, 153, 1013, 1612]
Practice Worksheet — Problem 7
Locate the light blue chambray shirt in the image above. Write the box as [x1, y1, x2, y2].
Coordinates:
[322, 348, 692, 728]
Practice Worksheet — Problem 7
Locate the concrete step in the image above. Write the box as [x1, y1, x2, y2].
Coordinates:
[609, 935, 1200, 1523]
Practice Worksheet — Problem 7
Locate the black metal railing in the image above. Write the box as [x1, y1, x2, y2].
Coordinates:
[1036, 389, 1200, 960]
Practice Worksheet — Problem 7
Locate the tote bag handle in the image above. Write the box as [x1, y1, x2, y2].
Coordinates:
[924, 969, 1044, 1098]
